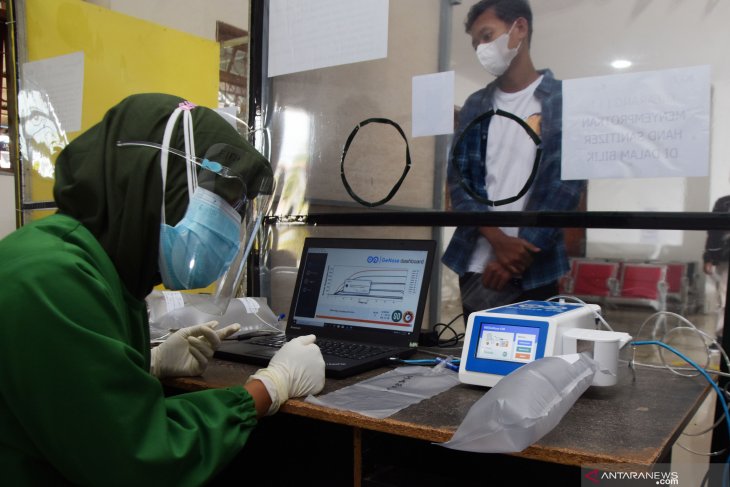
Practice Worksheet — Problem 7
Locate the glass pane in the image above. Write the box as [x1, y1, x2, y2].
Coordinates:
[264, 0, 443, 215]
[449, 0, 730, 214]
[14, 0, 250, 223]
[260, 0, 730, 332]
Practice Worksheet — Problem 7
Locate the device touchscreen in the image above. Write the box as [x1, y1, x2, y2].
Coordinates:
[474, 322, 540, 364]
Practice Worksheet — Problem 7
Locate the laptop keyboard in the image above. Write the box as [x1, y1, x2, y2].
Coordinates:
[249, 335, 399, 360]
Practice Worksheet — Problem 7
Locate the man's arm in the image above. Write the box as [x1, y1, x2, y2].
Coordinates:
[519, 157, 585, 251]
[481, 260, 513, 290]
[480, 227, 540, 275]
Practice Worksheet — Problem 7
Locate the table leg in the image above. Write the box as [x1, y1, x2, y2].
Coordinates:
[353, 427, 362, 487]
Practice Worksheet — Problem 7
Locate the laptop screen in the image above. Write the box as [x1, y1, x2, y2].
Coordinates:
[287, 238, 436, 346]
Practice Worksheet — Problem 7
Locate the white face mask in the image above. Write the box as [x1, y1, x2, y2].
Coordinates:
[475, 23, 520, 77]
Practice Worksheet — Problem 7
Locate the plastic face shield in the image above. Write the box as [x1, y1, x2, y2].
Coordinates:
[188, 143, 273, 315]
[117, 140, 249, 215]
[117, 140, 274, 315]
[206, 186, 273, 314]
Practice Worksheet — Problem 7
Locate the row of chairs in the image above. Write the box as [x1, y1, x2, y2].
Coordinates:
[558, 258, 701, 312]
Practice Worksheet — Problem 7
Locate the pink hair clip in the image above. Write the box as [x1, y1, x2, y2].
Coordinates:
[178, 100, 197, 111]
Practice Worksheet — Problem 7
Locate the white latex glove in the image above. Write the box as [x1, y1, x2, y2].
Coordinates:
[150, 321, 241, 378]
[247, 334, 325, 415]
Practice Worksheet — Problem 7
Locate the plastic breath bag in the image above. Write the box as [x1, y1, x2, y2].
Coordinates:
[306, 365, 461, 419]
[146, 290, 282, 340]
[440, 353, 597, 453]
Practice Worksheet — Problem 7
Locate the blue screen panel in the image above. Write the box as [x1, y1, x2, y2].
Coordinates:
[465, 315, 550, 376]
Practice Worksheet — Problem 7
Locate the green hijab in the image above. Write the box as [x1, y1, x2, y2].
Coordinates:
[53, 93, 273, 300]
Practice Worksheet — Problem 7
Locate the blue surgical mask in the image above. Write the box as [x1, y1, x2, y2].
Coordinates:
[159, 186, 242, 290]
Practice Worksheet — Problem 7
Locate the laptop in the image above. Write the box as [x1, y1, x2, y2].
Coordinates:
[215, 237, 437, 378]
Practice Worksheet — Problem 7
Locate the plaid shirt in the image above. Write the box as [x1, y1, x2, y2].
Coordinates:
[442, 69, 586, 290]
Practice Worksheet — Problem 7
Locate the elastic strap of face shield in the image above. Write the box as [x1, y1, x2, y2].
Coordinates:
[159, 101, 199, 225]
[181, 103, 198, 193]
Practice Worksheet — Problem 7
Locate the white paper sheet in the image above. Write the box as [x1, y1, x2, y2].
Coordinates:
[305, 366, 460, 419]
[22, 52, 84, 133]
[268, 0, 389, 77]
[562, 65, 711, 180]
[412, 71, 454, 137]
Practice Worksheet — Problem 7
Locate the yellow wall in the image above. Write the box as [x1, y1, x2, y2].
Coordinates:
[23, 0, 219, 203]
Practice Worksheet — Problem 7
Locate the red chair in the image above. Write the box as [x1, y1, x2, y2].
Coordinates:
[612, 263, 668, 311]
[564, 259, 620, 301]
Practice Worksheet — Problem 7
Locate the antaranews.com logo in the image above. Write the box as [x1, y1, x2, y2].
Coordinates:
[582, 463, 727, 486]
[583, 468, 679, 486]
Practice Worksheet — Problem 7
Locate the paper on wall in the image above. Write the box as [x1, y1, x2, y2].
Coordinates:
[22, 51, 84, 133]
[562, 65, 711, 180]
[412, 71, 455, 137]
[268, 0, 389, 77]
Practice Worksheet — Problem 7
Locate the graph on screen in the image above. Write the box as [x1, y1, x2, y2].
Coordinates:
[327, 267, 409, 301]
[292, 246, 430, 331]
[313, 264, 424, 329]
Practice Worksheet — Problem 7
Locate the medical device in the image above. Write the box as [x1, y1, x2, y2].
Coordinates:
[459, 300, 631, 388]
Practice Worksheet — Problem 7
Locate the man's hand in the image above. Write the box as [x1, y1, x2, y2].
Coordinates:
[481, 260, 513, 290]
[480, 227, 540, 275]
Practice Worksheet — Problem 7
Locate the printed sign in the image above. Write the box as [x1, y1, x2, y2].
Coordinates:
[562, 65, 711, 180]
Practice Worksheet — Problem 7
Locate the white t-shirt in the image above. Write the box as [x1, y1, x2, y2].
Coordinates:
[468, 75, 543, 273]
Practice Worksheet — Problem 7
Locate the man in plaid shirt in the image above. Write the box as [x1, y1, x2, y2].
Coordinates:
[442, 0, 585, 318]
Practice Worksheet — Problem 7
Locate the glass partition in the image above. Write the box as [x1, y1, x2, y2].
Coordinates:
[11, 0, 730, 341]
[255, 0, 730, 338]
[12, 0, 251, 224]
[259, 1, 730, 214]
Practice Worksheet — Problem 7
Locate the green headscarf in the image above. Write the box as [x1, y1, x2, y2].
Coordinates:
[53, 93, 273, 300]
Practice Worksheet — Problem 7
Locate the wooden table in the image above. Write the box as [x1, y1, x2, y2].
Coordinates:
[163, 355, 711, 485]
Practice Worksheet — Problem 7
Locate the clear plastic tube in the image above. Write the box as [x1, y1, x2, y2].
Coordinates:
[546, 294, 614, 331]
